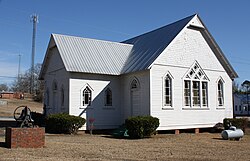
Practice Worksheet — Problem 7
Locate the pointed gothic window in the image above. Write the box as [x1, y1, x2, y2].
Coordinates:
[184, 62, 209, 107]
[105, 88, 112, 106]
[164, 75, 172, 106]
[61, 86, 64, 107]
[217, 80, 224, 106]
[131, 79, 139, 89]
[83, 87, 91, 106]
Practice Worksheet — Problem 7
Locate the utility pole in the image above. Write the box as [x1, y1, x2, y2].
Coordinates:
[30, 14, 38, 94]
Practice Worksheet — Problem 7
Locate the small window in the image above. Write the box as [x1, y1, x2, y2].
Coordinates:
[83, 87, 91, 106]
[235, 105, 238, 111]
[61, 87, 64, 107]
[105, 88, 112, 106]
[217, 80, 224, 106]
[164, 75, 172, 106]
[53, 81, 57, 91]
[131, 79, 139, 89]
[239, 105, 242, 111]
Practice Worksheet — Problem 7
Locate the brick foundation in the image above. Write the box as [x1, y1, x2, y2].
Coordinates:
[195, 128, 200, 134]
[175, 129, 180, 134]
[5, 127, 45, 148]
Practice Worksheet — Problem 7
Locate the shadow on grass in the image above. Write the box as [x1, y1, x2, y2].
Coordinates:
[101, 135, 129, 140]
[212, 137, 224, 140]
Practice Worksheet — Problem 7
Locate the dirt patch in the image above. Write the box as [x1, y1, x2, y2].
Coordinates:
[0, 132, 249, 161]
[0, 98, 43, 117]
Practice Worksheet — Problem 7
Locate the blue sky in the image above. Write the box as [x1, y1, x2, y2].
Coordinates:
[0, 0, 249, 86]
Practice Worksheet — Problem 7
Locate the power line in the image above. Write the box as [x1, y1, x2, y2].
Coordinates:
[0, 76, 17, 79]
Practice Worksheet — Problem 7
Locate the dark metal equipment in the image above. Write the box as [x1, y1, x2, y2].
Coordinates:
[14, 106, 34, 128]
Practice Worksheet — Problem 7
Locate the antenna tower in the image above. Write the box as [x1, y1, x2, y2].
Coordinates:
[30, 14, 38, 94]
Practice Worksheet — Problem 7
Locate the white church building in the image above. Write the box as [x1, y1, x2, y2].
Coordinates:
[39, 14, 238, 130]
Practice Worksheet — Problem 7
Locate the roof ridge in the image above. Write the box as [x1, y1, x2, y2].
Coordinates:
[121, 14, 196, 43]
[52, 33, 133, 47]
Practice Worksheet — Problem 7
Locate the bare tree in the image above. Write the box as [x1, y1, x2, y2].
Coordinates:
[11, 63, 44, 102]
[233, 80, 241, 94]
[0, 84, 8, 92]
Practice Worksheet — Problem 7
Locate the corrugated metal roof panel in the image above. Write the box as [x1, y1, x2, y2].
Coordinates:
[53, 34, 133, 75]
[51, 15, 194, 75]
[121, 14, 195, 73]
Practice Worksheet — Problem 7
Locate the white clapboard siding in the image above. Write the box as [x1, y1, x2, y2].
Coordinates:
[44, 47, 70, 115]
[150, 26, 233, 130]
[69, 73, 121, 130]
[120, 70, 151, 122]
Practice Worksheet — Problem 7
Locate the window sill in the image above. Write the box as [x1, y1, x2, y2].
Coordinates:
[79, 107, 93, 109]
[162, 107, 174, 110]
[216, 107, 225, 110]
[182, 107, 210, 110]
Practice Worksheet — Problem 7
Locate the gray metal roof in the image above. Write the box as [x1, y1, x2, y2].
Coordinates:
[53, 34, 133, 75]
[121, 14, 195, 74]
[51, 15, 194, 76]
[40, 14, 238, 79]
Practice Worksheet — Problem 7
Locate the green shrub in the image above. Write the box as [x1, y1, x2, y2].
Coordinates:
[223, 118, 248, 131]
[31, 112, 46, 127]
[46, 113, 86, 134]
[125, 116, 159, 139]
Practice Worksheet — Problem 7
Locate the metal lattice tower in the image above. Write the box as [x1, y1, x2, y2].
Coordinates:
[30, 14, 38, 94]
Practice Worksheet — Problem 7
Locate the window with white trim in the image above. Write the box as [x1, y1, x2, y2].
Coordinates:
[184, 80, 191, 106]
[202, 82, 208, 106]
[217, 80, 224, 106]
[184, 62, 209, 107]
[192, 81, 200, 106]
[82, 87, 91, 106]
[164, 75, 172, 106]
[105, 88, 112, 106]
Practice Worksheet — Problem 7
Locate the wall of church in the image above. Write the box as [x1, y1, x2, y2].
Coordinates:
[151, 27, 233, 130]
[69, 73, 121, 130]
[43, 47, 69, 115]
[120, 70, 151, 122]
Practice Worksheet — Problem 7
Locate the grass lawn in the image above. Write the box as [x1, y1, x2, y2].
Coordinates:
[0, 132, 249, 161]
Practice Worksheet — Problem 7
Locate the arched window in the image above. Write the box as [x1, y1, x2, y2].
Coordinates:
[184, 62, 209, 107]
[217, 79, 224, 106]
[105, 88, 112, 106]
[46, 89, 49, 107]
[61, 86, 64, 107]
[83, 87, 91, 106]
[53, 81, 58, 91]
[52, 80, 58, 111]
[164, 75, 172, 106]
[131, 78, 139, 90]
